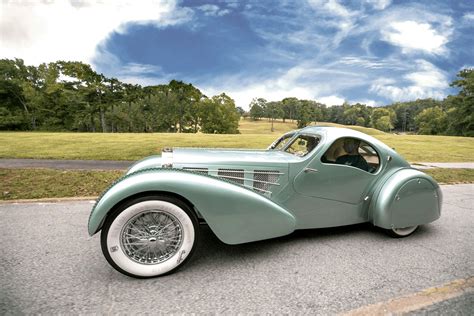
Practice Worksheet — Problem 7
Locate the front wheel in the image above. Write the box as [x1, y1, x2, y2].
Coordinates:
[387, 225, 419, 238]
[101, 195, 199, 278]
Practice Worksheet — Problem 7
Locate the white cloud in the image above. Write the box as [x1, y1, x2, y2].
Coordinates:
[197, 4, 230, 17]
[352, 99, 379, 107]
[369, 60, 448, 101]
[463, 12, 474, 21]
[0, 0, 191, 66]
[364, 0, 391, 10]
[199, 62, 367, 109]
[381, 20, 449, 54]
[308, 0, 354, 17]
[317, 95, 345, 106]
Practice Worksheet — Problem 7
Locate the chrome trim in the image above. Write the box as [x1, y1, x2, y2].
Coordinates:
[162, 150, 173, 167]
[217, 175, 281, 186]
[183, 168, 284, 175]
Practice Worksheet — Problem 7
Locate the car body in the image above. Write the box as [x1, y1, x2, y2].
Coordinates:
[88, 126, 442, 278]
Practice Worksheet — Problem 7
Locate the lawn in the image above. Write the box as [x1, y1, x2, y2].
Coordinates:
[1, 168, 472, 201]
[0, 119, 472, 162]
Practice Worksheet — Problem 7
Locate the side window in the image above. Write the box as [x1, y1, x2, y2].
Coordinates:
[285, 135, 320, 157]
[321, 137, 380, 173]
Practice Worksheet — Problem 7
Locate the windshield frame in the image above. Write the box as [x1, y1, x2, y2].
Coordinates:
[267, 132, 296, 150]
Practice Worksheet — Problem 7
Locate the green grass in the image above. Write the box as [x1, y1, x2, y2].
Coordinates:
[0, 168, 122, 200]
[424, 168, 474, 184]
[0, 119, 472, 162]
[0, 168, 471, 200]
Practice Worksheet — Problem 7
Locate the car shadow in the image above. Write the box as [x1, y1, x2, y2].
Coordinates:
[186, 223, 373, 271]
[185, 223, 437, 272]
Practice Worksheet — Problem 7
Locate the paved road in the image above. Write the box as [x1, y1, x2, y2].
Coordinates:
[0, 184, 472, 314]
[413, 162, 474, 169]
[1, 158, 473, 171]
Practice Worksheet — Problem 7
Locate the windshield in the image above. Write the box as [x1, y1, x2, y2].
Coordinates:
[269, 133, 320, 157]
[284, 135, 320, 157]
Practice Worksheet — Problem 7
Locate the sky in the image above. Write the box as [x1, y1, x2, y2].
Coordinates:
[1, 0, 473, 109]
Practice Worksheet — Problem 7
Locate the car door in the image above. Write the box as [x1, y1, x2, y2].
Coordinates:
[294, 137, 381, 204]
[290, 137, 381, 228]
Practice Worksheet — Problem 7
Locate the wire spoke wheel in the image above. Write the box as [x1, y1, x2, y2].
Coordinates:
[121, 211, 183, 265]
[101, 196, 199, 278]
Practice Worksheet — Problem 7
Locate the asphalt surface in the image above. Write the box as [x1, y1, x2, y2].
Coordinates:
[0, 184, 473, 314]
[1, 158, 473, 171]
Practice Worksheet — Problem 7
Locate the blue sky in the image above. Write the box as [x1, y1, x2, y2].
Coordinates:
[1, 0, 473, 108]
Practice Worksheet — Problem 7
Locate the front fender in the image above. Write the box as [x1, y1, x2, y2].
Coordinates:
[88, 169, 296, 244]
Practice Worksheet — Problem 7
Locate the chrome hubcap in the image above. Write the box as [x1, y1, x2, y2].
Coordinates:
[120, 210, 183, 265]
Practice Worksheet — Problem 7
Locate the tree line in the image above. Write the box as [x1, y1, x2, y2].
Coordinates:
[0, 58, 472, 136]
[0, 59, 239, 133]
[247, 68, 472, 136]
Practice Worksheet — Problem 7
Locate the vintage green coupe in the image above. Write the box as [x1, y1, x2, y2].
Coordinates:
[88, 127, 442, 278]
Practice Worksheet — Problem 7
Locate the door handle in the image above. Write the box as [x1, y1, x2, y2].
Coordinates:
[304, 167, 318, 173]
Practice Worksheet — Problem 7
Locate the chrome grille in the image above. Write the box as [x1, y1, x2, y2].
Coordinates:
[217, 169, 245, 185]
[183, 167, 208, 175]
[253, 170, 280, 192]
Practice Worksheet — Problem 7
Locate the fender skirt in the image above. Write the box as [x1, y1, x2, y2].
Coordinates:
[370, 168, 442, 229]
[88, 169, 296, 245]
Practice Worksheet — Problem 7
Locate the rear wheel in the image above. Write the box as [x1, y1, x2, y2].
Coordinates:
[101, 195, 199, 278]
[387, 225, 418, 238]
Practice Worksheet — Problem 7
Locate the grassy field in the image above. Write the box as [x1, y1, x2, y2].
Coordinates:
[1, 167, 472, 200]
[0, 169, 122, 200]
[0, 119, 472, 162]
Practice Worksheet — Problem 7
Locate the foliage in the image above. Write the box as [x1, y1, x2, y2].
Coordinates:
[249, 97, 266, 120]
[415, 107, 448, 135]
[0, 59, 240, 134]
[199, 93, 240, 134]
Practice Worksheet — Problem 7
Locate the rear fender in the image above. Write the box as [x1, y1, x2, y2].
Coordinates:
[88, 169, 296, 244]
[369, 168, 442, 229]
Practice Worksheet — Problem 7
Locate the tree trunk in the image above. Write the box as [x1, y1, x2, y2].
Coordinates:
[111, 103, 115, 133]
[31, 113, 36, 130]
[100, 106, 106, 132]
[90, 114, 96, 132]
[128, 101, 132, 132]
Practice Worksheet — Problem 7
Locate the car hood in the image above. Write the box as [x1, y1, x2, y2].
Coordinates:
[127, 148, 300, 174]
[173, 148, 301, 165]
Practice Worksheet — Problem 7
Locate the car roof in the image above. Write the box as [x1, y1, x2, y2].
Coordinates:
[298, 126, 395, 154]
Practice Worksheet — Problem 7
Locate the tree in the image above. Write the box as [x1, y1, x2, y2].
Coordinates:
[249, 97, 266, 120]
[373, 115, 393, 132]
[198, 93, 239, 134]
[446, 69, 474, 136]
[371, 108, 397, 131]
[414, 106, 448, 135]
[281, 97, 299, 122]
[266, 101, 284, 132]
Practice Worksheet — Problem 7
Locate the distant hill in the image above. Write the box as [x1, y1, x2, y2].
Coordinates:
[239, 118, 386, 136]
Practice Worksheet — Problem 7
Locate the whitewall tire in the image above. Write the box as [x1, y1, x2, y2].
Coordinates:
[101, 195, 199, 278]
[387, 225, 419, 238]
